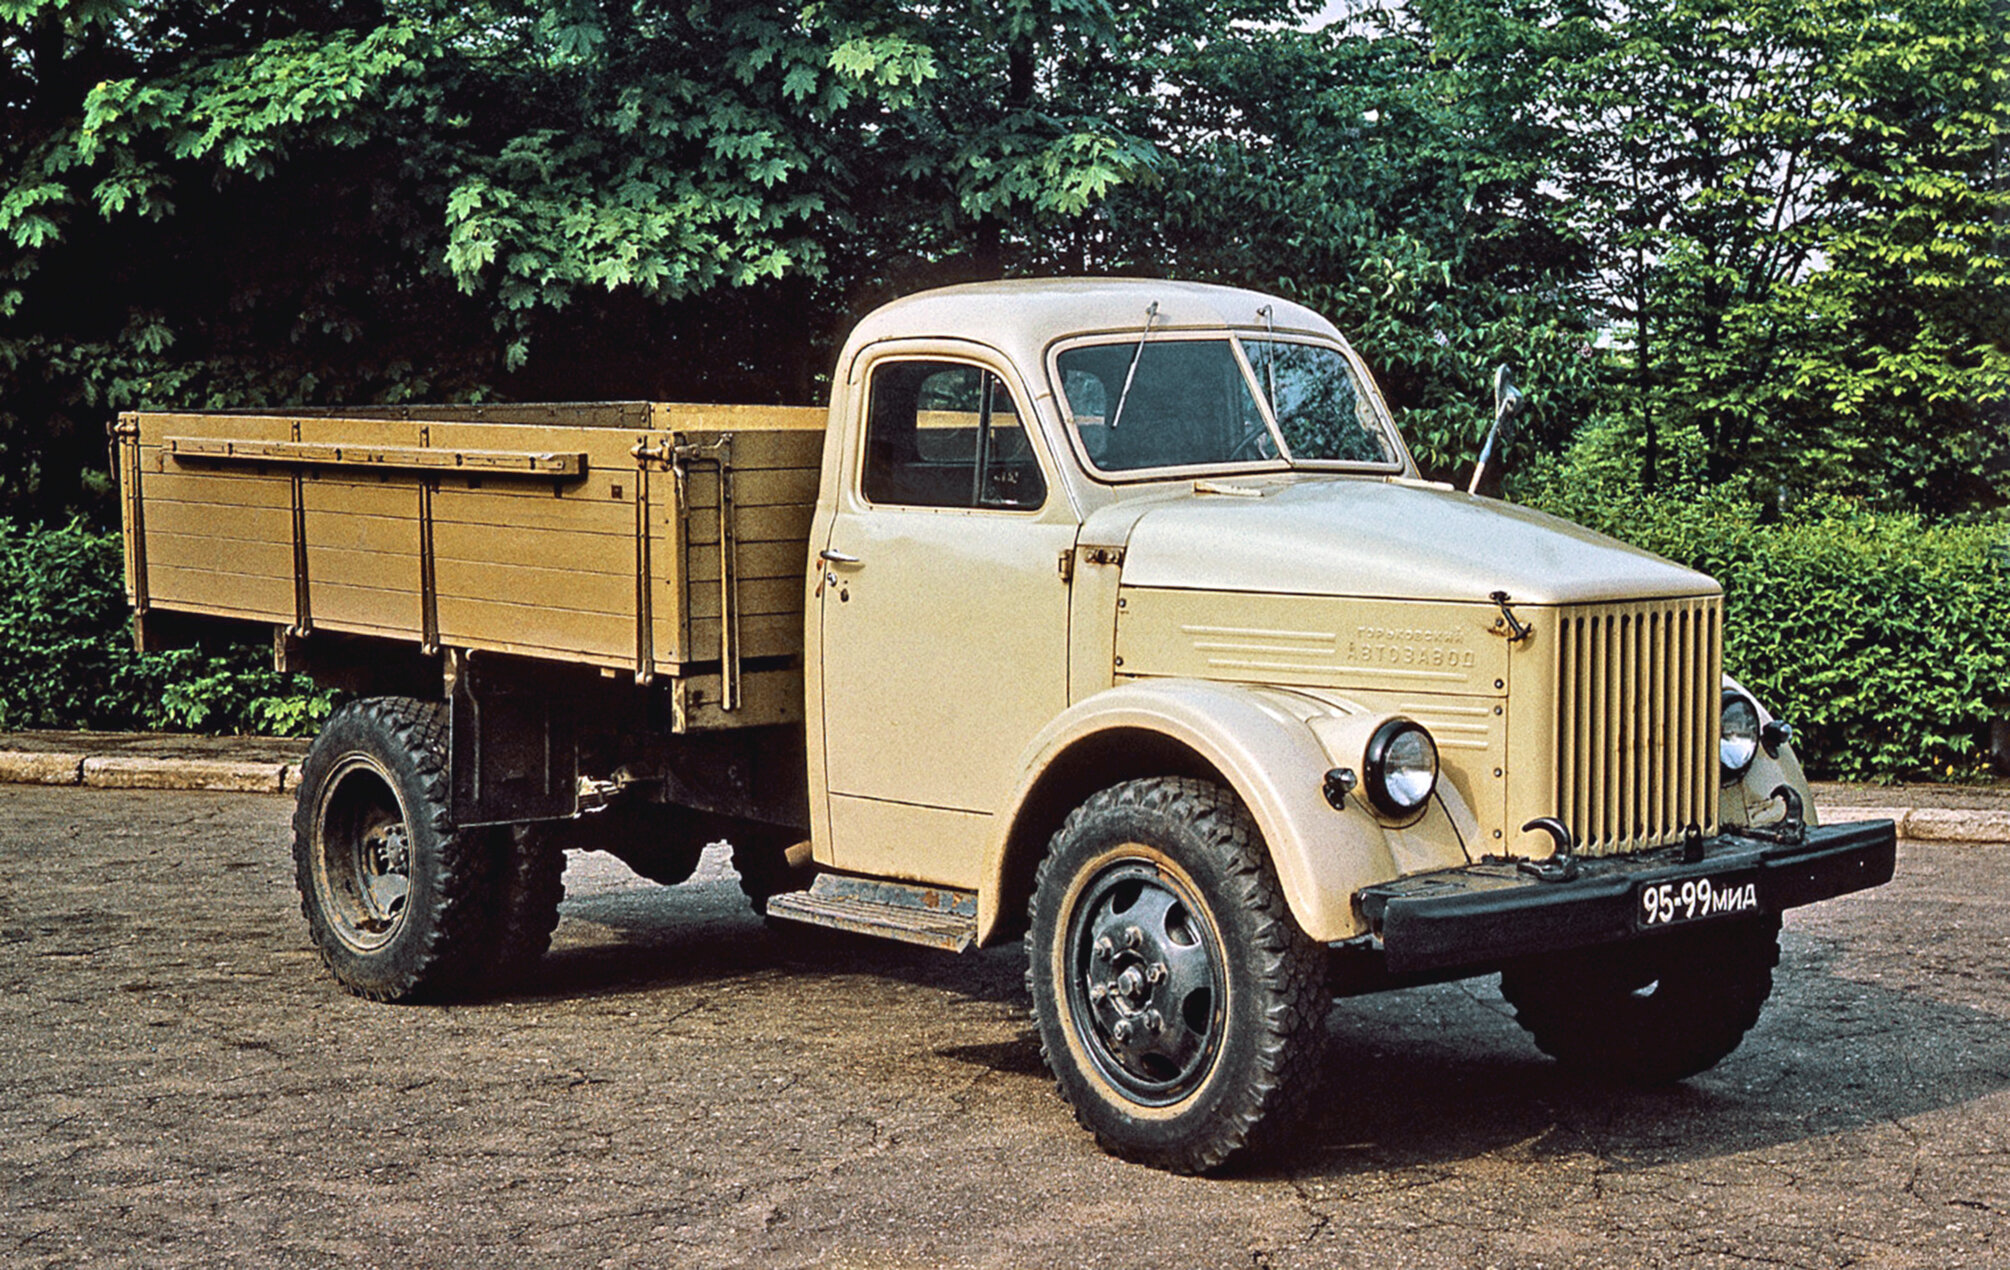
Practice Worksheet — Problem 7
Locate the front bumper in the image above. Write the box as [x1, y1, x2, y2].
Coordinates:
[1354, 820, 1896, 975]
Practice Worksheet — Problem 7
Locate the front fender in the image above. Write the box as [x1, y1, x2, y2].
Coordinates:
[977, 679, 1475, 944]
[1722, 674, 1819, 829]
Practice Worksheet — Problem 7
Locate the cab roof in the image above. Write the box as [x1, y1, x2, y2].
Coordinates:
[841, 277, 1344, 370]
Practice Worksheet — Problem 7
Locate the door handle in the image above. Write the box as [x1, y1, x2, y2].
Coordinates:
[819, 549, 862, 566]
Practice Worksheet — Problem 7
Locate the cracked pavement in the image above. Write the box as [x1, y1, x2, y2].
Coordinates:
[2, 785, 2003, 1268]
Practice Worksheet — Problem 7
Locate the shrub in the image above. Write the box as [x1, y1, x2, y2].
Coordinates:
[0, 519, 335, 735]
[1526, 487, 2010, 782]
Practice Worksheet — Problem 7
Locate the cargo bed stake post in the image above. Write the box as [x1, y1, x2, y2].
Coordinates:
[417, 425, 440, 655]
[631, 436, 657, 685]
[111, 416, 150, 638]
[672, 434, 741, 712]
[288, 416, 312, 636]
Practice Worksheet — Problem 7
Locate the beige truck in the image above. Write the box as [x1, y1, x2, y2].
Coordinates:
[117, 278, 1895, 1173]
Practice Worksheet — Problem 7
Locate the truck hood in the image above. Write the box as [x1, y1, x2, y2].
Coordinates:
[1107, 478, 1716, 605]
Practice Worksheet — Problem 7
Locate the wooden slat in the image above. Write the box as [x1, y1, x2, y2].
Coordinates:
[432, 520, 634, 575]
[689, 613, 801, 663]
[688, 540, 809, 584]
[149, 569, 293, 616]
[430, 486, 636, 535]
[149, 529, 294, 580]
[683, 576, 804, 621]
[301, 508, 421, 556]
[687, 503, 814, 548]
[146, 499, 293, 545]
[649, 407, 827, 442]
[301, 474, 422, 519]
[436, 595, 632, 663]
[303, 541, 420, 586]
[682, 466, 820, 510]
[437, 557, 636, 617]
[308, 579, 422, 633]
[137, 465, 293, 510]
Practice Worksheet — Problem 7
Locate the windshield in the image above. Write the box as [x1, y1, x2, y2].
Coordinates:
[1055, 336, 1398, 474]
[1243, 339, 1401, 465]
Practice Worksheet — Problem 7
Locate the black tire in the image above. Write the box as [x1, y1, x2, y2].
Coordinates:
[480, 824, 567, 983]
[291, 697, 498, 1003]
[1025, 777, 1328, 1174]
[1499, 914, 1782, 1085]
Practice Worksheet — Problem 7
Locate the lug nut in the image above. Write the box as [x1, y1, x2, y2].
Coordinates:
[1145, 962, 1167, 985]
[1093, 936, 1115, 961]
[1111, 1019, 1134, 1044]
[1089, 982, 1108, 1003]
[1144, 1010, 1164, 1034]
[1123, 926, 1143, 950]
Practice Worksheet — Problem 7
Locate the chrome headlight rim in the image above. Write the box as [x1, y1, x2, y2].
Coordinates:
[1363, 718, 1439, 817]
[1720, 689, 1761, 783]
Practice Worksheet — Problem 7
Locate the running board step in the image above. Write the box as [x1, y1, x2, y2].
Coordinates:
[764, 874, 978, 953]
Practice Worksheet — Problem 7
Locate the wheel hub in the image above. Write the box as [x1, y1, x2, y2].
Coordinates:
[314, 756, 416, 953]
[356, 822, 411, 932]
[1069, 860, 1224, 1101]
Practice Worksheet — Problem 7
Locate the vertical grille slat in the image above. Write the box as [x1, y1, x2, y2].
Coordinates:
[1549, 597, 1720, 856]
[1652, 610, 1670, 836]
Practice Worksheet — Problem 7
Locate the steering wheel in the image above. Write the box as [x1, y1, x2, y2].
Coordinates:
[1227, 423, 1279, 462]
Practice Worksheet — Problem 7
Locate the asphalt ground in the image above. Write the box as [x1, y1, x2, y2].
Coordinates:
[2, 784, 2005, 1269]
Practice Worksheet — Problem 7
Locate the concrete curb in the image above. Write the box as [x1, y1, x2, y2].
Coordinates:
[1817, 804, 2010, 844]
[0, 749, 305, 795]
[81, 755, 294, 795]
[0, 751, 88, 786]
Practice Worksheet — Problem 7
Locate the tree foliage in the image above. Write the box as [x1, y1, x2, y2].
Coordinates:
[1429, 0, 2010, 509]
[2, 0, 2004, 520]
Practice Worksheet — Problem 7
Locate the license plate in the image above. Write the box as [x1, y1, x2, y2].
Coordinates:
[1636, 872, 1761, 929]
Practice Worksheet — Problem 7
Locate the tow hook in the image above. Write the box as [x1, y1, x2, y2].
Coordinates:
[1516, 817, 1579, 882]
[1727, 785, 1809, 848]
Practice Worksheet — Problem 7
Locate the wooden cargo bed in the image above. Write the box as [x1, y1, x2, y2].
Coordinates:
[116, 401, 826, 730]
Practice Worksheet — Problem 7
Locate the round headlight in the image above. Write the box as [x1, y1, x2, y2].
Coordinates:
[1364, 719, 1439, 816]
[1721, 691, 1760, 782]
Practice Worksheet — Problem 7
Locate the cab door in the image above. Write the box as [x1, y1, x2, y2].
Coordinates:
[817, 352, 1078, 888]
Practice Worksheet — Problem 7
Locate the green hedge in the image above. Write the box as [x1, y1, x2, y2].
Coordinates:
[1527, 488, 2010, 782]
[6, 504, 2005, 782]
[0, 520, 334, 736]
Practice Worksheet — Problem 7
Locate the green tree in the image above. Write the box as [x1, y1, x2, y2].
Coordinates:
[3, 1, 1316, 522]
[1435, 0, 2010, 510]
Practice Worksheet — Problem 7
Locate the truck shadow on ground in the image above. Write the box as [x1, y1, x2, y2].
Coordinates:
[1244, 936, 2010, 1182]
[542, 868, 2010, 1180]
[531, 865, 1030, 1007]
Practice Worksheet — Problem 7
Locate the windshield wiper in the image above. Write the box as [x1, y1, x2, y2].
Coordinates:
[1106, 301, 1159, 431]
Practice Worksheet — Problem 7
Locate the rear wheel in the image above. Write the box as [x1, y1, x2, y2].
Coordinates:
[292, 697, 498, 1002]
[1025, 777, 1328, 1174]
[480, 824, 567, 983]
[1499, 914, 1781, 1084]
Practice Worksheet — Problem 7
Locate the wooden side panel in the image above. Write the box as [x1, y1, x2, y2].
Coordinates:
[301, 474, 422, 636]
[124, 405, 823, 723]
[662, 428, 820, 667]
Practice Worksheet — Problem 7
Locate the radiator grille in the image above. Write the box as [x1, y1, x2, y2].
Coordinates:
[1554, 597, 1721, 856]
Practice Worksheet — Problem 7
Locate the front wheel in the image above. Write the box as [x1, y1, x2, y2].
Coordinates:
[1499, 914, 1782, 1084]
[1025, 777, 1328, 1174]
[292, 697, 499, 1002]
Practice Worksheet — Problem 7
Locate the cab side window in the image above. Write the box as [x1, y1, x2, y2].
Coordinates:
[863, 361, 1047, 510]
